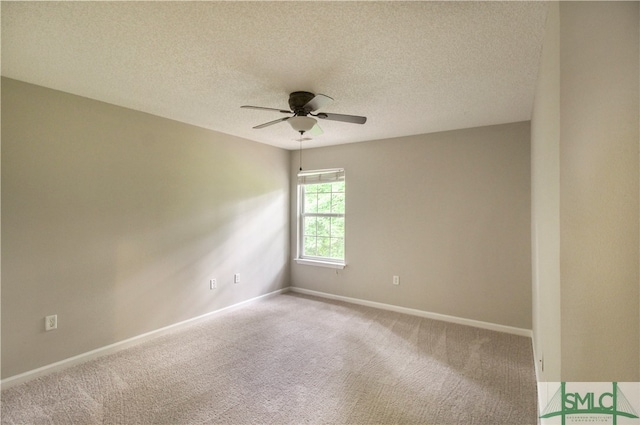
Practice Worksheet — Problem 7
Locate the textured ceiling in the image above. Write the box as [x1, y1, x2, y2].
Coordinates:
[1, 1, 548, 150]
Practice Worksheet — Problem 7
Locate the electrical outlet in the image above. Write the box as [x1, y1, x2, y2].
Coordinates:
[210, 279, 217, 289]
[234, 273, 240, 284]
[45, 314, 57, 331]
[392, 276, 400, 285]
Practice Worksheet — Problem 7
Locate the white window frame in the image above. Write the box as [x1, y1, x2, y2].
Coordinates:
[295, 169, 346, 269]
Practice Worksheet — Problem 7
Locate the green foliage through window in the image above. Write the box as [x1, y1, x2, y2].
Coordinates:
[299, 177, 345, 262]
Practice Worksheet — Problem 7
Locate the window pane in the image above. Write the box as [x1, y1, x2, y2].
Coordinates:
[305, 184, 319, 194]
[331, 193, 345, 213]
[331, 217, 344, 238]
[317, 193, 332, 213]
[304, 192, 318, 214]
[304, 217, 317, 237]
[304, 236, 317, 256]
[316, 217, 331, 237]
[317, 237, 331, 257]
[333, 181, 345, 193]
[330, 238, 344, 259]
[317, 183, 332, 193]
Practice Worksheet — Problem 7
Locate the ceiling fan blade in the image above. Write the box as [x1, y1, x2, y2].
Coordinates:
[253, 117, 290, 129]
[316, 112, 367, 124]
[309, 123, 323, 136]
[303, 94, 333, 112]
[241, 105, 291, 114]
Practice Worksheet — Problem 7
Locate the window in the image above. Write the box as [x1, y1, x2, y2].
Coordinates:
[297, 169, 345, 268]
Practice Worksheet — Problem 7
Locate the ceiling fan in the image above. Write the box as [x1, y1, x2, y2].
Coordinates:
[241, 91, 367, 136]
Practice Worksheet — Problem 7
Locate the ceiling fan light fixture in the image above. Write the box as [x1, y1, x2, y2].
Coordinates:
[288, 116, 317, 133]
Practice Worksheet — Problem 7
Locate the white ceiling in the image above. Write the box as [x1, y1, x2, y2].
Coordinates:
[1, 1, 549, 150]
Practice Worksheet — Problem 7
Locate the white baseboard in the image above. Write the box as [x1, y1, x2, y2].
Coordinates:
[289, 287, 533, 338]
[1, 288, 289, 390]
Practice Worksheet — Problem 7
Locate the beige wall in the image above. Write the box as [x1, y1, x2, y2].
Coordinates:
[532, 1, 639, 382]
[290, 122, 532, 330]
[1, 78, 290, 378]
[559, 1, 639, 381]
[531, 1, 561, 382]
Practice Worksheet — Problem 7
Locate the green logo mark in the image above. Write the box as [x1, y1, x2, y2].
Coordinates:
[541, 382, 639, 425]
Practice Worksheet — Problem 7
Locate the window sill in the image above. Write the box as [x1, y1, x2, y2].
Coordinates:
[295, 258, 346, 269]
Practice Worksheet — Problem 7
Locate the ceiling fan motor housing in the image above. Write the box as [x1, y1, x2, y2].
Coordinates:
[289, 91, 316, 115]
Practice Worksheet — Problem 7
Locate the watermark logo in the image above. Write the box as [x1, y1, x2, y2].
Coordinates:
[539, 382, 640, 424]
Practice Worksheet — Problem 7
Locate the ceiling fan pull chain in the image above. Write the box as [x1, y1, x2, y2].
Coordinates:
[299, 132, 303, 171]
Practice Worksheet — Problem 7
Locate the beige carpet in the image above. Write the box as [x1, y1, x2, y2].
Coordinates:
[1, 293, 538, 424]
